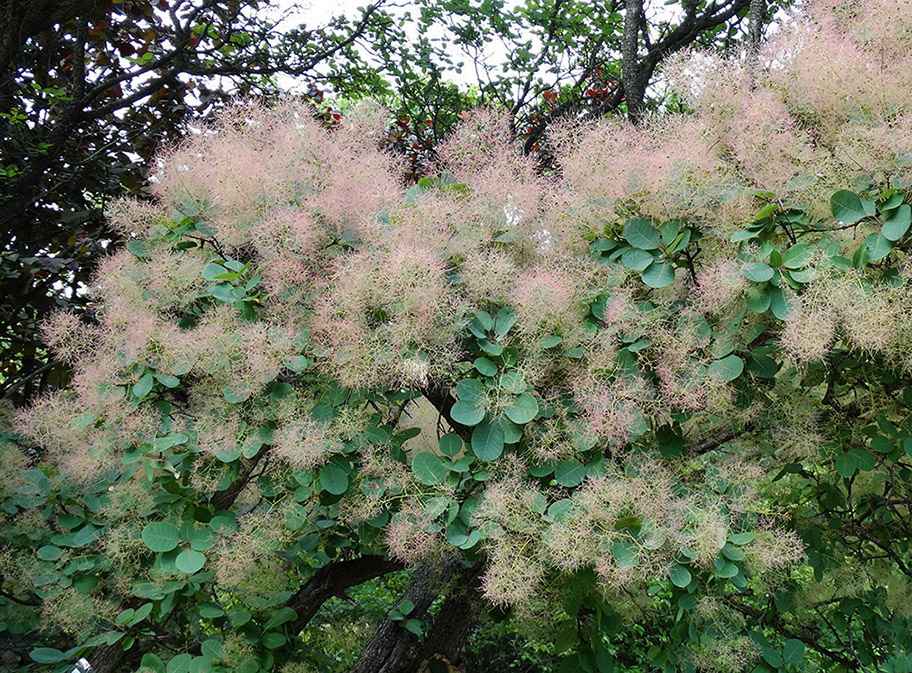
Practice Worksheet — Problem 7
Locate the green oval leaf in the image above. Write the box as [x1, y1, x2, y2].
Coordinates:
[412, 452, 446, 485]
[831, 189, 866, 223]
[783, 639, 806, 665]
[450, 400, 486, 427]
[439, 433, 463, 457]
[554, 459, 586, 487]
[742, 262, 774, 282]
[175, 548, 206, 574]
[611, 539, 639, 570]
[782, 243, 812, 269]
[471, 420, 504, 462]
[37, 545, 62, 561]
[669, 564, 692, 588]
[202, 262, 228, 281]
[474, 357, 498, 377]
[641, 259, 675, 288]
[133, 372, 154, 399]
[504, 393, 539, 425]
[455, 379, 485, 404]
[865, 232, 892, 261]
[762, 646, 783, 668]
[708, 354, 744, 382]
[538, 335, 563, 349]
[141, 522, 180, 552]
[624, 218, 661, 250]
[729, 532, 755, 545]
[621, 247, 655, 271]
[319, 464, 349, 495]
[29, 648, 67, 664]
[882, 204, 911, 241]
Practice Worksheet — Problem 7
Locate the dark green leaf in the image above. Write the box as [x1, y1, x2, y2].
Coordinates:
[641, 259, 676, 288]
[831, 190, 866, 223]
[142, 522, 180, 552]
[624, 218, 661, 250]
[504, 393, 539, 425]
[783, 639, 805, 665]
[471, 420, 504, 462]
[319, 464, 349, 495]
[669, 564, 691, 588]
[413, 452, 446, 485]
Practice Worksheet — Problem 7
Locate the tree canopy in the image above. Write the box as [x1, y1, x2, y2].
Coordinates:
[5, 0, 912, 671]
[0, 0, 780, 404]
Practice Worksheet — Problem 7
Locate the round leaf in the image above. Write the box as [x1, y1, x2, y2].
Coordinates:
[319, 464, 349, 495]
[175, 548, 206, 574]
[708, 355, 744, 382]
[742, 262, 774, 282]
[504, 393, 539, 425]
[439, 433, 463, 457]
[412, 452, 446, 485]
[669, 564, 692, 588]
[831, 189, 866, 223]
[641, 259, 676, 288]
[142, 522, 180, 553]
[624, 218, 661, 250]
[455, 378, 485, 403]
[554, 459, 586, 487]
[471, 420, 504, 462]
[450, 400, 485, 427]
[473, 357, 498, 377]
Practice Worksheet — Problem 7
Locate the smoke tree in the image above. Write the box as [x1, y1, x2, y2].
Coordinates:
[4, 0, 912, 670]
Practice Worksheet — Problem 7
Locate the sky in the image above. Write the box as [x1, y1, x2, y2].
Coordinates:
[268, 0, 520, 93]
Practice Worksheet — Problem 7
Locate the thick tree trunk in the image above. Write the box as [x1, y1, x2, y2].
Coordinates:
[398, 562, 486, 673]
[749, 0, 767, 50]
[351, 558, 464, 673]
[622, 0, 647, 122]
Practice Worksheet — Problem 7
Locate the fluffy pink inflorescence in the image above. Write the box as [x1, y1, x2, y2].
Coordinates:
[572, 375, 650, 448]
[694, 259, 748, 315]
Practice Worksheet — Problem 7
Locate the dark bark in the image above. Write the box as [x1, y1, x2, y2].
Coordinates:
[749, 0, 767, 50]
[398, 562, 486, 673]
[288, 555, 406, 635]
[622, 0, 752, 122]
[208, 449, 267, 511]
[621, 0, 648, 122]
[423, 386, 473, 443]
[351, 558, 464, 673]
